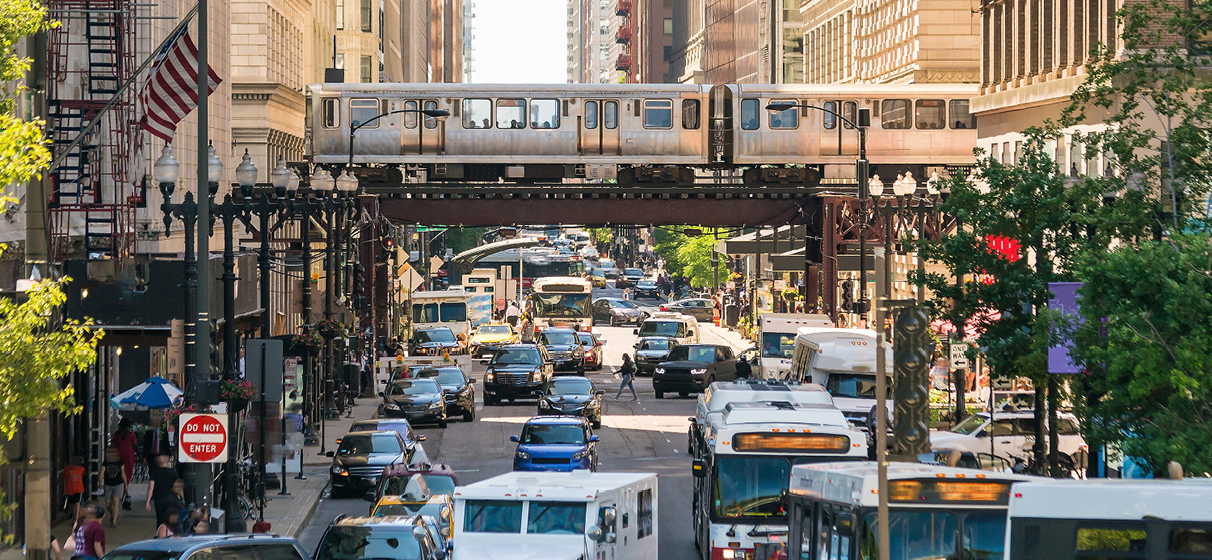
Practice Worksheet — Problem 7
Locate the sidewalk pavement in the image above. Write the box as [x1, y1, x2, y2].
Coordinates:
[19, 397, 381, 558]
[702, 324, 753, 353]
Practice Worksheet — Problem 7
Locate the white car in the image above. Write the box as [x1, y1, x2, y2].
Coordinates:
[929, 410, 1086, 464]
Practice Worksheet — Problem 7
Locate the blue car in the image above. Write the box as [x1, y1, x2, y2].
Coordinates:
[510, 416, 599, 472]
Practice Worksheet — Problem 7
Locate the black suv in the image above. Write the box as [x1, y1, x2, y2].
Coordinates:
[617, 267, 645, 288]
[326, 431, 408, 498]
[482, 344, 554, 405]
[634, 279, 661, 299]
[537, 327, 586, 373]
[410, 327, 464, 356]
[652, 344, 738, 399]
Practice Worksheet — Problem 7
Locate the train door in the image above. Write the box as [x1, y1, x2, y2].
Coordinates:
[820, 100, 859, 156]
[398, 99, 442, 155]
[708, 84, 733, 165]
[579, 100, 621, 156]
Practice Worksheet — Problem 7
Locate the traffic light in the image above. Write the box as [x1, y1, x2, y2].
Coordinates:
[892, 304, 931, 457]
[841, 280, 854, 312]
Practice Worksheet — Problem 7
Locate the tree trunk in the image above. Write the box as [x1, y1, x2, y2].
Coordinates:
[1048, 376, 1061, 477]
[1034, 383, 1047, 471]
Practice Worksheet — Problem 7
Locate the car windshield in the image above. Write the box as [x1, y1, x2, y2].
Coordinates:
[637, 280, 656, 288]
[624, 268, 643, 276]
[761, 332, 797, 359]
[951, 414, 989, 435]
[388, 380, 441, 396]
[520, 424, 587, 444]
[577, 333, 595, 345]
[477, 325, 511, 335]
[549, 379, 593, 396]
[531, 293, 591, 318]
[825, 373, 878, 399]
[599, 260, 615, 269]
[539, 331, 579, 346]
[337, 434, 402, 456]
[430, 368, 465, 386]
[591, 270, 605, 278]
[610, 299, 637, 309]
[639, 321, 683, 338]
[350, 421, 414, 443]
[528, 501, 587, 534]
[492, 348, 542, 365]
[315, 524, 423, 560]
[421, 474, 457, 496]
[416, 329, 455, 344]
[667, 346, 715, 362]
[639, 338, 671, 351]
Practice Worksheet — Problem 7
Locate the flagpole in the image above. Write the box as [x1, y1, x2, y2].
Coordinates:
[189, 0, 212, 518]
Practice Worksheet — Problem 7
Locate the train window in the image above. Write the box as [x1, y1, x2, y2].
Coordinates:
[496, 99, 526, 129]
[682, 99, 700, 130]
[423, 100, 439, 129]
[604, 101, 618, 129]
[769, 98, 798, 129]
[402, 101, 418, 129]
[584, 101, 599, 129]
[881, 99, 911, 129]
[643, 99, 673, 129]
[842, 102, 856, 129]
[349, 99, 380, 128]
[740, 98, 760, 130]
[915, 99, 946, 130]
[822, 101, 837, 130]
[950, 99, 975, 129]
[462, 99, 492, 129]
[530, 99, 560, 129]
[321, 98, 339, 128]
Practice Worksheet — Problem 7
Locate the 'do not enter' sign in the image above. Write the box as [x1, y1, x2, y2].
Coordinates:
[178, 413, 229, 463]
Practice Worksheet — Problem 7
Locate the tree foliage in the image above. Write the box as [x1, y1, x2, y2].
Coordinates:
[652, 228, 722, 288]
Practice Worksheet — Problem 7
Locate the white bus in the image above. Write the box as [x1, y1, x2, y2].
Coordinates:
[690, 400, 868, 560]
[529, 276, 593, 329]
[786, 462, 1034, 560]
[1005, 479, 1212, 560]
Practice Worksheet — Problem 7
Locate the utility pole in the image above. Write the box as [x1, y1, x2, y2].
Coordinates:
[188, 0, 213, 512]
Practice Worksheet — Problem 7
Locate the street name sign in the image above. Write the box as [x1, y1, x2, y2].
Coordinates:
[178, 413, 229, 463]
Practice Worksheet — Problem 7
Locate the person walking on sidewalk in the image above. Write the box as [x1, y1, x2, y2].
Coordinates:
[99, 446, 126, 527]
[145, 455, 178, 526]
[72, 503, 106, 560]
[614, 354, 638, 401]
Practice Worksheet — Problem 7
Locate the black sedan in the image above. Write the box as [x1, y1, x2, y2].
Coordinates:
[652, 344, 739, 399]
[378, 378, 449, 427]
[416, 366, 477, 422]
[633, 336, 676, 375]
[592, 297, 648, 326]
[616, 268, 645, 288]
[537, 376, 604, 429]
[634, 279, 661, 299]
[660, 298, 715, 323]
[326, 431, 407, 498]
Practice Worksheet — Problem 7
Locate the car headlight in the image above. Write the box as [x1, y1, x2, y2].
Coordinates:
[539, 400, 552, 409]
[654, 367, 665, 374]
[572, 450, 588, 459]
[531, 372, 541, 382]
[515, 450, 530, 460]
[383, 403, 400, 410]
[485, 372, 494, 382]
[721, 550, 745, 559]
[428, 401, 443, 409]
[331, 465, 347, 476]
[691, 368, 707, 374]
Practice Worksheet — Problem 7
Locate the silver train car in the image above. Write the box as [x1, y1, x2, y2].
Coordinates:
[306, 83, 979, 184]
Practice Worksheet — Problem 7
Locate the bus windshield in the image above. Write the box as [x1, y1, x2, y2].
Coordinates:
[826, 373, 878, 399]
[858, 510, 1007, 560]
[761, 332, 796, 359]
[713, 456, 792, 520]
[531, 293, 591, 318]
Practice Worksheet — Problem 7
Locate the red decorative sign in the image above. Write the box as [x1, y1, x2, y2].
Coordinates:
[178, 413, 228, 463]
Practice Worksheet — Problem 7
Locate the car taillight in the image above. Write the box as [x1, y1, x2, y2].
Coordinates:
[585, 351, 592, 356]
[660, 306, 668, 311]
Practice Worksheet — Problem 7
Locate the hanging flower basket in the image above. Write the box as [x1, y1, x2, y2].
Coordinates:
[220, 380, 257, 403]
[162, 404, 197, 427]
[315, 319, 347, 340]
[290, 331, 323, 355]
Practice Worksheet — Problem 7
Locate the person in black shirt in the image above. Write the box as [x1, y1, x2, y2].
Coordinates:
[145, 455, 179, 526]
[99, 446, 125, 527]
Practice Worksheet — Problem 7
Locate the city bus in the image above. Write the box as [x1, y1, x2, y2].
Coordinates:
[477, 249, 585, 289]
[690, 400, 868, 560]
[785, 462, 1033, 560]
[529, 276, 593, 329]
[1004, 478, 1212, 560]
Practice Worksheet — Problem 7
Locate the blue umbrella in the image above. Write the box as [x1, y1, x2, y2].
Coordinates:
[110, 377, 184, 410]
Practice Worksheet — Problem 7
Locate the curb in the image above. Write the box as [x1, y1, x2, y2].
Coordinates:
[284, 467, 327, 540]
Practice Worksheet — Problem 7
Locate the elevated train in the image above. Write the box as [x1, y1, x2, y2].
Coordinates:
[306, 83, 979, 185]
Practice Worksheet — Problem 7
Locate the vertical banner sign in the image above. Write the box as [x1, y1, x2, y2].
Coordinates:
[1047, 282, 1083, 374]
[178, 413, 229, 463]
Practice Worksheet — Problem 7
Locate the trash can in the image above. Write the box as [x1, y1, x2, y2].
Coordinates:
[724, 304, 740, 327]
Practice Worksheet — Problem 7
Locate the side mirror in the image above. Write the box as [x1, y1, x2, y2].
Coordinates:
[378, 391, 385, 397]
[595, 390, 606, 396]
[325, 451, 335, 458]
[589, 435, 600, 442]
[335, 438, 343, 445]
[587, 526, 605, 543]
[509, 435, 520, 443]
[692, 459, 707, 478]
[468, 378, 477, 384]
[632, 329, 639, 335]
[479, 360, 490, 366]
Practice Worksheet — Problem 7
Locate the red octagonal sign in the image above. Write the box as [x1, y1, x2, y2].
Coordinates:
[178, 413, 228, 463]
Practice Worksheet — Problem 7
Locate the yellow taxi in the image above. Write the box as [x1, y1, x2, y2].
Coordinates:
[587, 269, 607, 289]
[370, 495, 454, 539]
[467, 322, 518, 358]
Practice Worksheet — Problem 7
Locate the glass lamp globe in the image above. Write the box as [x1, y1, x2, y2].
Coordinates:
[153, 145, 179, 184]
[868, 174, 883, 197]
[335, 170, 358, 193]
[270, 157, 291, 191]
[235, 149, 258, 189]
[206, 142, 223, 184]
[286, 170, 300, 194]
[311, 167, 332, 192]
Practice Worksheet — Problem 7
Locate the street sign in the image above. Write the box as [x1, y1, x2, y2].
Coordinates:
[399, 267, 424, 293]
[949, 342, 970, 370]
[429, 256, 444, 273]
[178, 413, 229, 463]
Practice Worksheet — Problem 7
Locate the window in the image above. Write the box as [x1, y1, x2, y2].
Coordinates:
[681, 99, 700, 129]
[462, 98, 492, 129]
[663, 18, 673, 34]
[360, 0, 371, 31]
[881, 99, 911, 129]
[527, 502, 587, 534]
[1055, 418, 1081, 435]
[321, 98, 339, 128]
[603, 101, 618, 129]
[862, 512, 957, 560]
[769, 98, 798, 129]
[335, 0, 344, 29]
[600, 18, 610, 34]
[823, 101, 837, 130]
[663, 45, 672, 61]
[950, 99, 975, 129]
[842, 101, 856, 129]
[334, 53, 344, 69]
[963, 511, 1009, 560]
[915, 99, 945, 130]
[496, 98, 526, 129]
[349, 99, 379, 128]
[1171, 528, 1212, 555]
[740, 98, 760, 130]
[359, 55, 372, 83]
[530, 99, 560, 129]
[599, 44, 610, 61]
[637, 489, 653, 538]
[403, 100, 417, 128]
[584, 101, 598, 129]
[1076, 526, 1147, 557]
[423, 99, 438, 129]
[463, 500, 523, 533]
[643, 99, 673, 128]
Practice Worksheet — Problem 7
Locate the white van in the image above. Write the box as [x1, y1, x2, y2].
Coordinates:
[634, 312, 700, 345]
[757, 313, 833, 379]
[452, 471, 658, 560]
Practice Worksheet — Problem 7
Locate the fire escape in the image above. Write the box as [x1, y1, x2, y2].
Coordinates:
[614, 0, 633, 79]
[47, 0, 140, 265]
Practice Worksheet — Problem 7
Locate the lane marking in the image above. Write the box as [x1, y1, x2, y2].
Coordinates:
[454, 469, 481, 473]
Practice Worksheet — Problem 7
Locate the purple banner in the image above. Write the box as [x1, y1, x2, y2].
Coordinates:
[1048, 282, 1083, 374]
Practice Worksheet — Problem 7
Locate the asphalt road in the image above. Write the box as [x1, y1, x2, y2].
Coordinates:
[298, 282, 740, 559]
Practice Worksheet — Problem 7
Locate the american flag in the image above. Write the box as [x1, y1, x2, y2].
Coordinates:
[139, 28, 222, 142]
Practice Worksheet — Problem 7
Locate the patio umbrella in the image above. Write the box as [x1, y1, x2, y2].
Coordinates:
[109, 376, 184, 410]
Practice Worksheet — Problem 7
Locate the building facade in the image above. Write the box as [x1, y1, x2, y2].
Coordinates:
[568, 0, 626, 83]
[634, 0, 674, 82]
[429, 0, 465, 82]
[668, 0, 801, 84]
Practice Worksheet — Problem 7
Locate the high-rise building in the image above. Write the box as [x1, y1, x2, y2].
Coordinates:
[462, 0, 475, 82]
[430, 0, 464, 82]
[667, 0, 798, 84]
[567, 0, 626, 83]
[633, 0, 673, 82]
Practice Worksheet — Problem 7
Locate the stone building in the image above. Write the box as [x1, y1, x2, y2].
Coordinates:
[667, 0, 802, 84]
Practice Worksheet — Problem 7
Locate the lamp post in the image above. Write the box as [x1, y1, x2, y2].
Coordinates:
[347, 108, 450, 168]
[766, 102, 871, 320]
